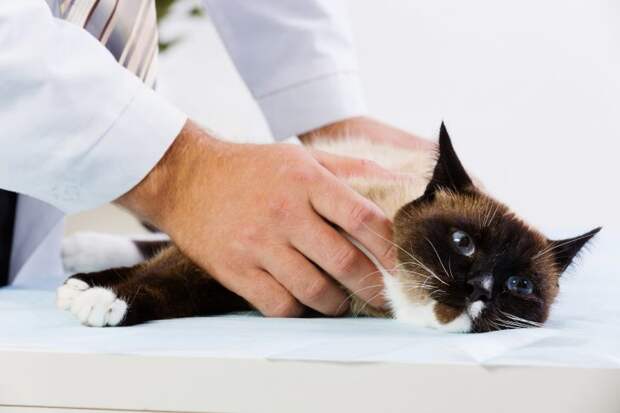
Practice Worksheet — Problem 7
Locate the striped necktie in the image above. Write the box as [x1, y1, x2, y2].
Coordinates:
[1, 0, 160, 285]
[59, 0, 160, 87]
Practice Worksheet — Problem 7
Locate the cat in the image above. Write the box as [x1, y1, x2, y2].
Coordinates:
[57, 123, 600, 332]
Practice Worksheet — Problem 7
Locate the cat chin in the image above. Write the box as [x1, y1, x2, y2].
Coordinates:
[383, 273, 475, 333]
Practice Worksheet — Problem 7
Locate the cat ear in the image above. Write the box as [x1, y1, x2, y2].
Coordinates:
[423, 122, 473, 198]
[548, 227, 602, 273]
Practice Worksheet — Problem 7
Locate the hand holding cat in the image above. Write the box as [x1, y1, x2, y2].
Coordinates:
[117, 120, 397, 317]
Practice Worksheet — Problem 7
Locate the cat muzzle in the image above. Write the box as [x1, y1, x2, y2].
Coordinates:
[466, 273, 494, 303]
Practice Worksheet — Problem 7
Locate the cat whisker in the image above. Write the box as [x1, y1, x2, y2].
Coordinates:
[353, 289, 386, 317]
[489, 315, 518, 330]
[400, 281, 437, 292]
[400, 278, 434, 287]
[382, 262, 433, 286]
[336, 283, 385, 315]
[359, 222, 447, 287]
[498, 310, 543, 328]
[357, 268, 387, 284]
[360, 222, 418, 265]
[355, 260, 417, 287]
[397, 267, 442, 291]
[404, 241, 448, 286]
[428, 289, 447, 299]
[484, 318, 503, 332]
[495, 320, 529, 330]
[425, 237, 453, 280]
[416, 263, 448, 286]
[390, 261, 425, 273]
[491, 313, 538, 330]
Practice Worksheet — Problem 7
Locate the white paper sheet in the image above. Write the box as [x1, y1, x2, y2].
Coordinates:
[1, 231, 618, 369]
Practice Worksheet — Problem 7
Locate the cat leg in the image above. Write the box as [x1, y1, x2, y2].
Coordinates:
[62, 232, 170, 274]
[110, 270, 250, 326]
[58, 247, 251, 327]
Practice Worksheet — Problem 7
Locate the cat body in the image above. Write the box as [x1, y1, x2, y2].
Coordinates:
[58, 125, 599, 332]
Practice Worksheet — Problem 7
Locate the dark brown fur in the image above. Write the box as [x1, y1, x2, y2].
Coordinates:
[72, 247, 249, 325]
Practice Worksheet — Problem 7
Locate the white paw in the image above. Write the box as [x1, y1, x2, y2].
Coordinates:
[62, 232, 144, 274]
[57, 280, 127, 327]
[56, 278, 89, 310]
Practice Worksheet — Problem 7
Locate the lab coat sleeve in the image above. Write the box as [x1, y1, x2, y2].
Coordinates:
[0, 1, 187, 213]
[202, 0, 367, 140]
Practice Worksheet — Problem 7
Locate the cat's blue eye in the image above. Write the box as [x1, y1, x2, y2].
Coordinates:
[451, 230, 475, 256]
[506, 276, 534, 296]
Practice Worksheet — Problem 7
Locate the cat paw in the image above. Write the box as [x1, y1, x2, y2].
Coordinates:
[56, 278, 89, 310]
[62, 232, 143, 274]
[57, 279, 127, 327]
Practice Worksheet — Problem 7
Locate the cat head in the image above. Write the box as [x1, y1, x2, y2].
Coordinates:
[389, 123, 600, 333]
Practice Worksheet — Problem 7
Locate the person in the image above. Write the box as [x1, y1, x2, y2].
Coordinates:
[0, 0, 432, 317]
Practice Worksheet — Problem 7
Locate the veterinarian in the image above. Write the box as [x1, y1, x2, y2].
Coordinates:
[0, 1, 431, 316]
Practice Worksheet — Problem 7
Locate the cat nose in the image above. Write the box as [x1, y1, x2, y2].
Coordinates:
[467, 273, 494, 302]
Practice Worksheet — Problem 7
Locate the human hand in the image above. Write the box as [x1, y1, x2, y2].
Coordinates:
[299, 116, 435, 151]
[117, 120, 396, 317]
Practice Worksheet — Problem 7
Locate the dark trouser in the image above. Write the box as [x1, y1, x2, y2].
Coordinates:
[0, 190, 17, 286]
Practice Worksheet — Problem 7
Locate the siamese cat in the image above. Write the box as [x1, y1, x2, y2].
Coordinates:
[57, 124, 600, 332]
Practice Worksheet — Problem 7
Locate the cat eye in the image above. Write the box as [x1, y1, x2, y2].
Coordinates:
[505, 276, 534, 296]
[451, 230, 475, 256]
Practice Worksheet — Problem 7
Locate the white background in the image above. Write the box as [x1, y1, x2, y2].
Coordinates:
[67, 0, 618, 246]
[152, 0, 619, 240]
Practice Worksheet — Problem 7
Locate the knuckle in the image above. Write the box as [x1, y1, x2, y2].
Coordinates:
[302, 278, 331, 303]
[331, 245, 359, 276]
[279, 151, 317, 184]
[266, 295, 302, 318]
[267, 197, 292, 220]
[289, 167, 316, 184]
[238, 224, 262, 246]
[346, 202, 377, 233]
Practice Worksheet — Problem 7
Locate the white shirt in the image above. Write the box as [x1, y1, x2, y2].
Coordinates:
[1, 0, 367, 285]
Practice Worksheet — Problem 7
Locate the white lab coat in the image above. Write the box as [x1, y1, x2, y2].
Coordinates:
[1, 0, 366, 286]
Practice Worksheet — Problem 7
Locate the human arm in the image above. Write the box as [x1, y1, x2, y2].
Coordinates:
[0, 0, 186, 212]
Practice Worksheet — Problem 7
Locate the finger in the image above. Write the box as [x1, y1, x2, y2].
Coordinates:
[309, 171, 397, 271]
[215, 267, 304, 318]
[260, 246, 350, 316]
[310, 149, 402, 180]
[289, 216, 386, 309]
